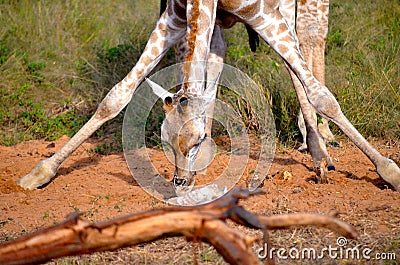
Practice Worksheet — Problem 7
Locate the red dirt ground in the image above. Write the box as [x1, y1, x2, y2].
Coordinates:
[1, 135, 399, 264]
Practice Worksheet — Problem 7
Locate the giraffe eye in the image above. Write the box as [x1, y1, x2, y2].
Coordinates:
[164, 96, 173, 106]
[179, 97, 188, 107]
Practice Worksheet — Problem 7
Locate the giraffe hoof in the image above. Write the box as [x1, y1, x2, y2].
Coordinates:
[16, 160, 57, 190]
[376, 158, 400, 191]
[328, 141, 340, 148]
[313, 157, 334, 184]
[313, 165, 328, 184]
[328, 165, 335, 171]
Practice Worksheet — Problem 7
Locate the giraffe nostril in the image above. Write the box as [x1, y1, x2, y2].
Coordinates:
[173, 177, 187, 186]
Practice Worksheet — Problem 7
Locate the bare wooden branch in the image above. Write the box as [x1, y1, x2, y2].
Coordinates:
[0, 188, 357, 265]
[260, 213, 357, 239]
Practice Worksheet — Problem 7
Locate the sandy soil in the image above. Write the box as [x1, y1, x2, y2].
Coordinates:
[0, 135, 399, 264]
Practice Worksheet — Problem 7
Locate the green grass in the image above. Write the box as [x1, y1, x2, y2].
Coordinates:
[223, 0, 400, 143]
[325, 1, 400, 140]
[0, 0, 399, 147]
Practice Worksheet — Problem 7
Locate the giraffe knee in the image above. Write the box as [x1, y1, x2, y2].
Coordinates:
[96, 98, 115, 120]
[312, 94, 342, 120]
[96, 86, 132, 120]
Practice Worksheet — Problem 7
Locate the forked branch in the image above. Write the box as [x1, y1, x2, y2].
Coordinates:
[0, 188, 357, 265]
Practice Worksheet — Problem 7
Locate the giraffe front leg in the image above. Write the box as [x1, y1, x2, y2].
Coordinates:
[295, 50, 400, 189]
[17, 9, 185, 189]
[250, 9, 400, 189]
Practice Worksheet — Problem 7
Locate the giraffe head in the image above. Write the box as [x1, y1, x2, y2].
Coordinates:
[147, 78, 216, 194]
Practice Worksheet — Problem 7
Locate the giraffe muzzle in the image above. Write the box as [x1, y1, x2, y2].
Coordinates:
[172, 171, 196, 193]
[173, 176, 187, 187]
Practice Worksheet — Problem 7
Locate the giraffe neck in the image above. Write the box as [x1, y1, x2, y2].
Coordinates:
[181, 0, 217, 95]
[183, 0, 201, 92]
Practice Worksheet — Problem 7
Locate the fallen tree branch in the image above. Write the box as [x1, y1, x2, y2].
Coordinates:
[0, 188, 357, 265]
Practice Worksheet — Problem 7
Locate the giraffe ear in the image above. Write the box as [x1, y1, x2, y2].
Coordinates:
[146, 78, 174, 101]
[146, 78, 174, 113]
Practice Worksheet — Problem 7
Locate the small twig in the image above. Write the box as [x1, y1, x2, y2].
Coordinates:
[259, 213, 358, 239]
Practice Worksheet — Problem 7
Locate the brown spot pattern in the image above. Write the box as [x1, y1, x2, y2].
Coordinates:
[278, 22, 288, 34]
[236, 1, 260, 19]
[151, 47, 159, 57]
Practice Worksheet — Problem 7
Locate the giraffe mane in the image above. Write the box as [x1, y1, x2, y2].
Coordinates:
[182, 0, 201, 91]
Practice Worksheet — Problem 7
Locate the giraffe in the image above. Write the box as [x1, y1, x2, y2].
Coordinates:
[16, 0, 400, 192]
